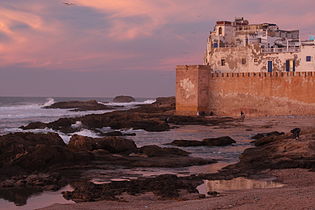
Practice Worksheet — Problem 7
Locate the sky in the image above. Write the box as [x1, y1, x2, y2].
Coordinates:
[0, 0, 314, 97]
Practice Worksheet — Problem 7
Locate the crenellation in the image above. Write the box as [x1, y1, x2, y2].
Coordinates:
[207, 71, 315, 78]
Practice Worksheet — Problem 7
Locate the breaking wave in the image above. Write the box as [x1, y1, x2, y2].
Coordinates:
[103, 99, 156, 106]
[42, 98, 55, 107]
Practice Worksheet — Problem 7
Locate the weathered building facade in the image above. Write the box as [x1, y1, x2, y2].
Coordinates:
[176, 18, 315, 117]
[204, 18, 315, 73]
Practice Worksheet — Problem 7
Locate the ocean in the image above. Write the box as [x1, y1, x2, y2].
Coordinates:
[0, 96, 153, 140]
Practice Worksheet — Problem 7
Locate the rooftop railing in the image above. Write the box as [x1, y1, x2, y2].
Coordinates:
[261, 47, 300, 53]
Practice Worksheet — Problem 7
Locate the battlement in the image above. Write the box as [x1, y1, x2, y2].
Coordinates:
[210, 71, 315, 78]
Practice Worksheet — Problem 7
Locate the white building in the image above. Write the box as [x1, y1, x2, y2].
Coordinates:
[204, 17, 315, 72]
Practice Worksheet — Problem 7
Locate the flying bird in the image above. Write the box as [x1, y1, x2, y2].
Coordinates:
[64, 2, 75, 6]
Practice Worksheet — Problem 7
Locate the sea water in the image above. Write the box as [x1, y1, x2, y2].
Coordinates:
[0, 96, 154, 136]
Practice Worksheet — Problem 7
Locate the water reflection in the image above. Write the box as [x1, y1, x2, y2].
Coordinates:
[198, 177, 284, 195]
[0, 185, 74, 210]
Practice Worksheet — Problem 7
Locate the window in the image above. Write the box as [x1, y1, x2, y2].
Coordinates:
[306, 56, 312, 62]
[218, 27, 223, 35]
[242, 58, 246, 64]
[221, 59, 226, 66]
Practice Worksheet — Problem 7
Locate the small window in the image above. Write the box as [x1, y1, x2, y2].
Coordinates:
[254, 58, 258, 62]
[306, 56, 312, 62]
[242, 58, 246, 64]
[218, 27, 223, 35]
[221, 59, 226, 66]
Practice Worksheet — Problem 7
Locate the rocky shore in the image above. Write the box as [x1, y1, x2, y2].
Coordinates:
[1, 97, 315, 209]
[21, 97, 235, 133]
[38, 126, 315, 209]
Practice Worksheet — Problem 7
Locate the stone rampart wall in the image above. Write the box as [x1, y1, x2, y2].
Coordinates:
[176, 65, 315, 116]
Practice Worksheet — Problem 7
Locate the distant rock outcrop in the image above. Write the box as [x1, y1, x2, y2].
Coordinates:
[44, 100, 115, 111]
[113, 96, 135, 103]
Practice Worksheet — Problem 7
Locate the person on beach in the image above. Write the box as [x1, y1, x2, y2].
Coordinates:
[240, 111, 245, 122]
[291, 128, 301, 140]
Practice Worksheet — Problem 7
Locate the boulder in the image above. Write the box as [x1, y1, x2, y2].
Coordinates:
[101, 131, 124, 136]
[0, 132, 78, 172]
[251, 131, 285, 140]
[113, 96, 135, 103]
[20, 122, 47, 130]
[68, 135, 138, 154]
[139, 145, 190, 157]
[166, 136, 236, 147]
[202, 136, 236, 146]
[166, 140, 204, 147]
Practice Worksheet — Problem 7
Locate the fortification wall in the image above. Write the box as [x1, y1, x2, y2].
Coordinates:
[176, 65, 209, 115]
[176, 65, 315, 116]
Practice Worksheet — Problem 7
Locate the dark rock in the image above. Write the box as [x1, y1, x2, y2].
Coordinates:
[202, 136, 236, 146]
[123, 133, 136, 136]
[20, 122, 47, 130]
[113, 96, 135, 103]
[251, 131, 285, 140]
[0, 173, 66, 206]
[0, 132, 91, 175]
[101, 131, 124, 136]
[254, 135, 283, 146]
[207, 191, 219, 196]
[222, 130, 315, 173]
[63, 174, 199, 202]
[131, 120, 170, 132]
[129, 156, 215, 168]
[68, 135, 138, 154]
[166, 140, 204, 147]
[153, 97, 175, 108]
[44, 100, 114, 111]
[166, 136, 236, 147]
[139, 145, 190, 157]
[166, 115, 234, 126]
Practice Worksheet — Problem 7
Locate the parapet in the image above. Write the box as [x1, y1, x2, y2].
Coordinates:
[209, 71, 315, 78]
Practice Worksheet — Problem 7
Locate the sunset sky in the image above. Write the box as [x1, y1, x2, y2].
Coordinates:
[0, 0, 314, 97]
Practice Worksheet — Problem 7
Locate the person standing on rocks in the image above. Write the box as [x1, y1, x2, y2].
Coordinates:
[240, 111, 245, 122]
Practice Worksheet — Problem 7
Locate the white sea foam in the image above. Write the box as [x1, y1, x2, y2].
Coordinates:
[42, 98, 55, 107]
[103, 99, 156, 107]
[57, 129, 101, 144]
[3, 127, 101, 144]
[71, 121, 83, 129]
